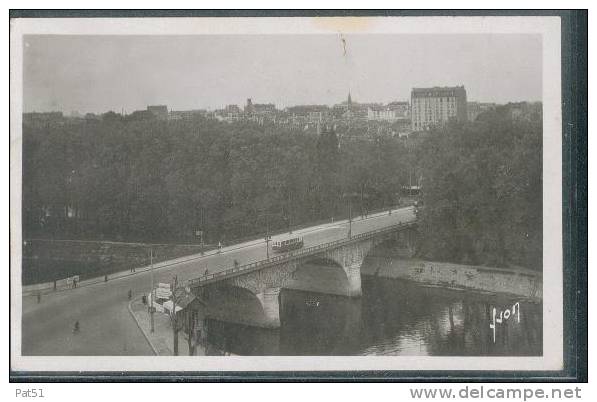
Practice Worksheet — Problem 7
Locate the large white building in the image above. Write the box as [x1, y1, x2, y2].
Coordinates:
[411, 86, 467, 132]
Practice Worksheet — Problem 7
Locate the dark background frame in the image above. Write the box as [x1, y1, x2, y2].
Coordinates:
[9, 9, 588, 382]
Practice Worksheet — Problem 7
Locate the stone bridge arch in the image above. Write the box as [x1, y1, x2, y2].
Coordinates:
[199, 239, 378, 328]
[317, 238, 376, 297]
[193, 225, 417, 329]
[198, 283, 284, 329]
[207, 260, 300, 328]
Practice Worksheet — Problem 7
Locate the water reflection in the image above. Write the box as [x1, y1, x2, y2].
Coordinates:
[206, 277, 542, 356]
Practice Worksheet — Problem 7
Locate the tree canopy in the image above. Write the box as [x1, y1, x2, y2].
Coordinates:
[416, 104, 542, 270]
[23, 115, 408, 244]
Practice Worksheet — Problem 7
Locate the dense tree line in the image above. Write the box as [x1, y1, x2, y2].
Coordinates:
[23, 103, 542, 271]
[23, 114, 408, 244]
[416, 104, 542, 270]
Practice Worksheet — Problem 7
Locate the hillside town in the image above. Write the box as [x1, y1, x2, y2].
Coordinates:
[23, 86, 533, 142]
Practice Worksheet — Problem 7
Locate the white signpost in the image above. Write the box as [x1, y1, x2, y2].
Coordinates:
[155, 283, 171, 299]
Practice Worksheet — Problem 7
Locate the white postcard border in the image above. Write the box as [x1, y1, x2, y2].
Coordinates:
[10, 15, 562, 372]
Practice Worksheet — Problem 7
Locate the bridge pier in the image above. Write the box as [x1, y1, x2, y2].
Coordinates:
[256, 287, 282, 328]
[343, 260, 363, 297]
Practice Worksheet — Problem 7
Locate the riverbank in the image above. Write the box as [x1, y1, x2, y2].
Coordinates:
[128, 296, 225, 356]
[361, 256, 542, 301]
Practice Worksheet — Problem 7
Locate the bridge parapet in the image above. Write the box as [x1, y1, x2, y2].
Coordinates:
[186, 220, 417, 289]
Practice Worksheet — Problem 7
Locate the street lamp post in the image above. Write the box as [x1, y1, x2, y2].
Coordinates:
[388, 193, 393, 215]
[288, 191, 293, 234]
[342, 192, 355, 239]
[265, 214, 271, 259]
[200, 208, 205, 253]
[348, 199, 352, 239]
[171, 275, 179, 356]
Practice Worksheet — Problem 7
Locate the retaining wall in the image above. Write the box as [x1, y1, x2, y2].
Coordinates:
[362, 256, 542, 301]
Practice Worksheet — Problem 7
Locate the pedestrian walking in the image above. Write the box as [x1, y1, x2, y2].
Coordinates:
[37, 293, 41, 304]
[204, 268, 209, 277]
[104, 275, 108, 282]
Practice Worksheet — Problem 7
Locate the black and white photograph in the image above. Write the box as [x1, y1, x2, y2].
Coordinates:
[9, 13, 575, 376]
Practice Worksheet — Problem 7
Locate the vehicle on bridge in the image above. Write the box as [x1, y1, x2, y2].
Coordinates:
[272, 236, 304, 253]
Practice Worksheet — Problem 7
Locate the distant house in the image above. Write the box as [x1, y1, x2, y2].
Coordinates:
[242, 99, 278, 125]
[467, 101, 497, 121]
[367, 104, 395, 121]
[285, 105, 330, 124]
[253, 103, 276, 114]
[147, 105, 169, 120]
[215, 104, 242, 123]
[387, 101, 410, 119]
[367, 102, 410, 122]
[226, 104, 241, 114]
[245, 98, 277, 114]
[507, 102, 542, 121]
[169, 109, 208, 120]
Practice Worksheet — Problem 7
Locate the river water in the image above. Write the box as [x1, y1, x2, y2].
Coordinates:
[205, 276, 542, 356]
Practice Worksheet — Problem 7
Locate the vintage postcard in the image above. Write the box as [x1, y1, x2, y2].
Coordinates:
[10, 14, 563, 374]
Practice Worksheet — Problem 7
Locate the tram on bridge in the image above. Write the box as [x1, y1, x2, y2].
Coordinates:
[272, 236, 304, 253]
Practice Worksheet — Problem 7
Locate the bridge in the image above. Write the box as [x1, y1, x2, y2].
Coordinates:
[21, 206, 417, 355]
[185, 210, 417, 328]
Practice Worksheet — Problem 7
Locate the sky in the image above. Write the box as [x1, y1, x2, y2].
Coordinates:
[22, 34, 542, 114]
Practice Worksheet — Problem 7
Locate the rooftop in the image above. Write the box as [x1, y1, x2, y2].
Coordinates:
[411, 86, 467, 98]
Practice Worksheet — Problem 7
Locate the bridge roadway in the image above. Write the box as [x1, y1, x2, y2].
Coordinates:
[20, 206, 416, 356]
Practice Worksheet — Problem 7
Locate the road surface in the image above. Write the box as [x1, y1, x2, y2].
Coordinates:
[20, 206, 415, 356]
